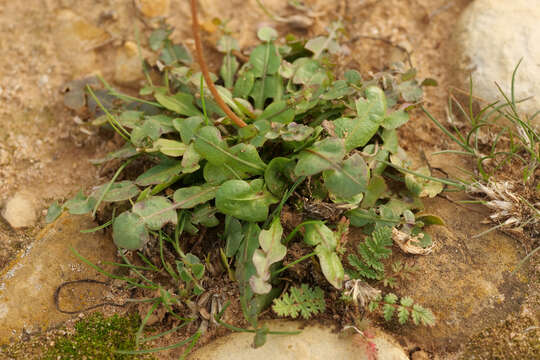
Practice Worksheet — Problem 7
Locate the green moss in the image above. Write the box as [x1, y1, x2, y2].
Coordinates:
[43, 313, 154, 360]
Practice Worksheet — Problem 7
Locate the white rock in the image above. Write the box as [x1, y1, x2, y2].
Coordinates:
[1, 192, 37, 229]
[453, 0, 540, 126]
[188, 321, 408, 360]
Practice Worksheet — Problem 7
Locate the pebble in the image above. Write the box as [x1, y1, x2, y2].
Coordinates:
[188, 321, 408, 360]
[0, 149, 10, 165]
[453, 0, 540, 127]
[114, 41, 145, 86]
[53, 9, 111, 75]
[135, 0, 170, 18]
[1, 192, 37, 229]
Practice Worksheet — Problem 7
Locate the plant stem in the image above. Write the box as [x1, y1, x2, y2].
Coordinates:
[272, 251, 316, 276]
[189, 0, 247, 128]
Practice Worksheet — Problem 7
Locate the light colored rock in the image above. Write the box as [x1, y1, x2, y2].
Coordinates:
[135, 0, 170, 18]
[188, 321, 408, 360]
[1, 192, 37, 229]
[453, 0, 540, 126]
[0, 149, 10, 166]
[0, 214, 117, 343]
[54, 9, 111, 75]
[114, 41, 145, 85]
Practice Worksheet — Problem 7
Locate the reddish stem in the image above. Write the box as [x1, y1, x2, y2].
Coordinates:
[190, 0, 247, 128]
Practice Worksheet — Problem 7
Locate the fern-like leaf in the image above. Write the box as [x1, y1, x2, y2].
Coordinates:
[397, 306, 409, 324]
[366, 226, 393, 259]
[348, 254, 381, 279]
[272, 284, 326, 319]
[411, 304, 435, 326]
[348, 226, 393, 280]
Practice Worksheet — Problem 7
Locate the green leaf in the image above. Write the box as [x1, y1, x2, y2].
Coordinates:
[365, 86, 387, 119]
[303, 221, 336, 249]
[361, 175, 388, 209]
[224, 216, 244, 257]
[404, 166, 444, 198]
[416, 214, 445, 226]
[397, 80, 423, 102]
[150, 139, 187, 157]
[228, 143, 267, 175]
[305, 36, 340, 57]
[191, 204, 219, 227]
[250, 219, 286, 294]
[397, 306, 410, 324]
[112, 212, 149, 250]
[149, 28, 172, 51]
[45, 201, 63, 223]
[259, 101, 294, 124]
[253, 327, 268, 349]
[132, 196, 177, 230]
[193, 126, 229, 164]
[272, 284, 325, 319]
[292, 58, 328, 86]
[131, 118, 161, 147]
[65, 191, 96, 215]
[250, 75, 283, 109]
[315, 245, 344, 289]
[383, 109, 409, 130]
[249, 43, 280, 77]
[384, 293, 398, 304]
[348, 254, 381, 280]
[344, 69, 362, 85]
[334, 116, 379, 152]
[382, 303, 395, 321]
[194, 127, 267, 176]
[173, 116, 204, 144]
[411, 304, 435, 326]
[323, 154, 369, 199]
[400, 296, 414, 307]
[257, 27, 278, 42]
[90, 143, 138, 165]
[203, 162, 238, 184]
[181, 143, 201, 173]
[216, 35, 239, 53]
[173, 185, 217, 209]
[215, 179, 279, 222]
[159, 43, 192, 65]
[322, 80, 352, 100]
[154, 92, 201, 117]
[117, 110, 144, 128]
[233, 68, 255, 98]
[135, 160, 182, 186]
[381, 128, 399, 154]
[294, 138, 345, 177]
[92, 181, 140, 202]
[220, 53, 239, 89]
[264, 157, 295, 196]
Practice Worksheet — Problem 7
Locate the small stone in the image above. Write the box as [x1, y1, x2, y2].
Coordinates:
[0, 149, 10, 165]
[453, 0, 540, 127]
[1, 192, 37, 229]
[411, 350, 430, 360]
[188, 321, 408, 360]
[114, 41, 145, 86]
[135, 0, 170, 18]
[54, 10, 111, 75]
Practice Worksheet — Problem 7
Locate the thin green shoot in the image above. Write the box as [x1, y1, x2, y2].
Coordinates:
[92, 159, 133, 216]
[200, 75, 209, 125]
[86, 86, 131, 142]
